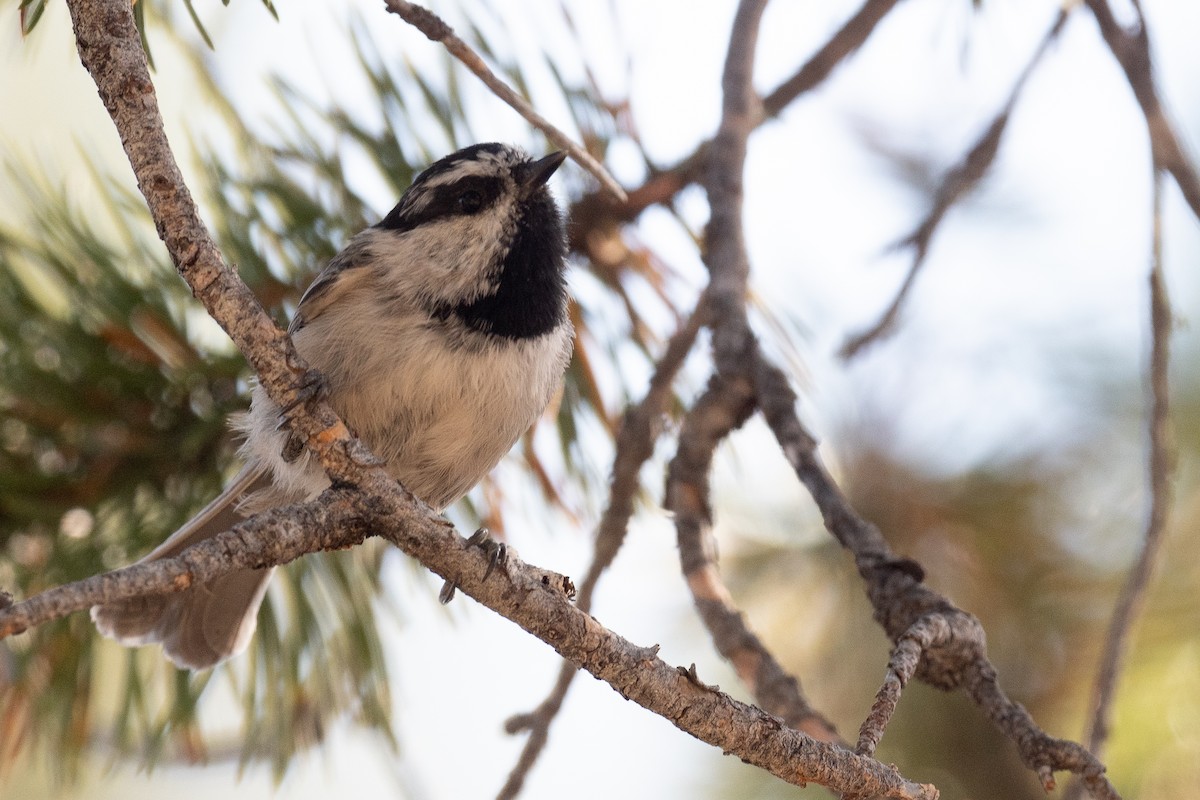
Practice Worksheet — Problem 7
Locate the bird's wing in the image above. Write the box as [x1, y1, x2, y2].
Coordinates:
[290, 239, 373, 333]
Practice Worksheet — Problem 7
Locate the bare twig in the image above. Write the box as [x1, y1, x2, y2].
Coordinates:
[1064, 171, 1174, 800]
[761, 0, 905, 119]
[566, 0, 904, 246]
[840, 8, 1071, 359]
[497, 295, 710, 800]
[382, 0, 627, 203]
[668, 0, 845, 749]
[967, 669, 1118, 800]
[580, 295, 712, 611]
[666, 371, 842, 740]
[703, 0, 764, 366]
[752, 348, 1122, 797]
[856, 617, 951, 757]
[0, 491, 372, 637]
[1085, 0, 1200, 222]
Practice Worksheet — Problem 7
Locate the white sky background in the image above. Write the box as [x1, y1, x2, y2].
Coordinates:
[3, 0, 1200, 797]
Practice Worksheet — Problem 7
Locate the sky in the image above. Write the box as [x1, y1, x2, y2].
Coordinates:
[3, 0, 1200, 797]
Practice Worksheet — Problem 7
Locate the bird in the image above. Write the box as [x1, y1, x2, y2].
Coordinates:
[92, 143, 574, 669]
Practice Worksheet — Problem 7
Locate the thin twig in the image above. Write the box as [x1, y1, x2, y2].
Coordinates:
[1085, 0, 1200, 222]
[0, 490, 372, 637]
[666, 371, 842, 740]
[580, 294, 712, 611]
[752, 355, 1121, 797]
[761, 0, 905, 119]
[496, 295, 710, 800]
[840, 8, 1071, 359]
[383, 0, 627, 203]
[566, 0, 904, 243]
[1065, 170, 1174, 800]
[966, 667, 1118, 799]
[856, 617, 952, 757]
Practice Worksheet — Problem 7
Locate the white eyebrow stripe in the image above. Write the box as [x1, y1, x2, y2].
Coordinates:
[421, 160, 502, 189]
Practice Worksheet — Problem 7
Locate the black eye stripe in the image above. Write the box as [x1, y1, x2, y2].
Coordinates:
[376, 175, 504, 232]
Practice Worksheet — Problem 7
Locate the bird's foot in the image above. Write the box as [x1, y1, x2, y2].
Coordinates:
[279, 365, 329, 422]
[439, 528, 508, 604]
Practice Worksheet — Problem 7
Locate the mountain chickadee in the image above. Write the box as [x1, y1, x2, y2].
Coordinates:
[92, 143, 574, 669]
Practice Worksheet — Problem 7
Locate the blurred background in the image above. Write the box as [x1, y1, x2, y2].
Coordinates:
[1, 0, 1198, 798]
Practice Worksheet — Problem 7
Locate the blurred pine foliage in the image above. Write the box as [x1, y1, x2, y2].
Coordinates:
[2, 0, 694, 783]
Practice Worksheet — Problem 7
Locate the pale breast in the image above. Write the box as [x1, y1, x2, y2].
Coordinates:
[270, 310, 572, 511]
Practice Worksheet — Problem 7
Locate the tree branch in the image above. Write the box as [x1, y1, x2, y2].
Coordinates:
[672, 0, 845, 758]
[12, 2, 1139, 796]
[1, 464, 936, 799]
[683, 1, 1122, 789]
[0, 491, 373, 637]
[497, 292, 710, 800]
[666, 370, 843, 741]
[752, 352, 1120, 799]
[1064, 170, 1175, 800]
[761, 0, 905, 119]
[498, 9, 915, 783]
[840, 8, 1071, 359]
[382, 0, 627, 203]
[566, 0, 903, 252]
[1085, 0, 1200, 222]
[66, 0, 370, 490]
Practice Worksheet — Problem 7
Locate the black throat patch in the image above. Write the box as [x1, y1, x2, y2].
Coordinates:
[434, 192, 567, 340]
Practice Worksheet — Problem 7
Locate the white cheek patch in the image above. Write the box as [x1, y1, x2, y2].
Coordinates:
[366, 199, 517, 307]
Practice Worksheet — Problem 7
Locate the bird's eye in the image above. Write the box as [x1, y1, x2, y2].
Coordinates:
[457, 190, 484, 213]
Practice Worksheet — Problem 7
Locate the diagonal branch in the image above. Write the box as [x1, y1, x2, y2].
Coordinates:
[761, 0, 905, 119]
[1064, 170, 1175, 800]
[566, 0, 904, 250]
[0, 454, 936, 800]
[1085, 0, 1200, 222]
[840, 8, 1071, 359]
[383, 0, 626, 203]
[496, 294, 710, 800]
[67, 0, 370, 489]
[752, 354, 1120, 799]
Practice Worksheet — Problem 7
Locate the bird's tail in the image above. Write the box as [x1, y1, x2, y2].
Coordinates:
[91, 463, 274, 670]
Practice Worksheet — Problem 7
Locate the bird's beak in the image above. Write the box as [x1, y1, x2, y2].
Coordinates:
[516, 151, 568, 196]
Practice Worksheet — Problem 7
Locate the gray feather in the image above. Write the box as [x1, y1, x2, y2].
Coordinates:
[91, 464, 274, 670]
